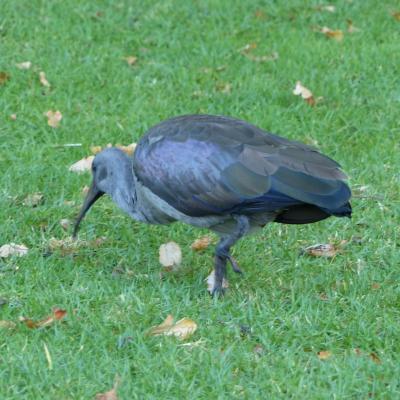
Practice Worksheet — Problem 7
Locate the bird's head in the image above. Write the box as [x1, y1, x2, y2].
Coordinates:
[72, 147, 135, 238]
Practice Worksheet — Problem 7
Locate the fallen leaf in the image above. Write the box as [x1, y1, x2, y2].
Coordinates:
[370, 352, 381, 364]
[159, 242, 182, 271]
[371, 282, 380, 290]
[45, 110, 62, 128]
[0, 71, 10, 85]
[318, 350, 332, 360]
[39, 71, 51, 87]
[0, 243, 29, 258]
[95, 378, 120, 400]
[246, 52, 279, 63]
[0, 320, 17, 330]
[20, 308, 67, 329]
[23, 192, 44, 207]
[254, 10, 267, 19]
[238, 43, 257, 54]
[46, 236, 106, 255]
[90, 145, 103, 154]
[148, 315, 197, 340]
[124, 56, 137, 66]
[82, 185, 90, 195]
[117, 143, 137, 156]
[253, 344, 264, 356]
[205, 270, 229, 294]
[59, 219, 70, 230]
[293, 81, 315, 106]
[347, 19, 360, 33]
[315, 5, 335, 12]
[353, 348, 362, 356]
[16, 61, 32, 70]
[302, 243, 340, 258]
[319, 26, 344, 41]
[191, 236, 212, 251]
[10, 114, 17, 120]
[216, 82, 232, 94]
[69, 156, 94, 173]
[392, 11, 400, 21]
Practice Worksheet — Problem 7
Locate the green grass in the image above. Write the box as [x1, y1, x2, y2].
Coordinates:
[1, 0, 400, 398]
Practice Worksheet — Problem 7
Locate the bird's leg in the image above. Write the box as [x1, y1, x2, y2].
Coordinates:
[212, 215, 250, 296]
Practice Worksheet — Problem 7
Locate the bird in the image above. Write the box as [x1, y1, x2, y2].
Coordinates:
[73, 114, 351, 295]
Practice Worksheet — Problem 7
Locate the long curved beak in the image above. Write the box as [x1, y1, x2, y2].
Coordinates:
[72, 181, 104, 238]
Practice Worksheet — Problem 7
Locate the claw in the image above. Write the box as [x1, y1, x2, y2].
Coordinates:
[211, 286, 226, 297]
[228, 255, 243, 274]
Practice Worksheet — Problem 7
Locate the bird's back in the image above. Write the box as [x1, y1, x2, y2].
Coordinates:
[133, 115, 351, 224]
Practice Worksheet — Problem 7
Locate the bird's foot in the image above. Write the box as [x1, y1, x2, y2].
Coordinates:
[227, 255, 243, 274]
[211, 285, 226, 297]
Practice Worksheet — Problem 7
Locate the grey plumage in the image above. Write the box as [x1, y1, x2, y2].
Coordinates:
[73, 114, 351, 295]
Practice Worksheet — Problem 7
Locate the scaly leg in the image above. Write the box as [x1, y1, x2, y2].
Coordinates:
[212, 215, 250, 296]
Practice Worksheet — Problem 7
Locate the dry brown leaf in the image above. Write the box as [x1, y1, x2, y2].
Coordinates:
[239, 43, 257, 54]
[370, 352, 381, 364]
[39, 71, 51, 87]
[59, 219, 70, 230]
[23, 192, 44, 207]
[317, 350, 332, 360]
[302, 243, 340, 258]
[148, 315, 197, 340]
[205, 270, 229, 294]
[125, 56, 137, 66]
[216, 82, 232, 94]
[10, 114, 17, 120]
[69, 156, 94, 173]
[159, 242, 182, 271]
[16, 61, 32, 70]
[90, 145, 103, 154]
[0, 71, 10, 85]
[117, 143, 137, 156]
[0, 243, 28, 258]
[0, 320, 17, 330]
[45, 110, 62, 128]
[293, 81, 315, 106]
[319, 26, 344, 41]
[47, 236, 106, 255]
[191, 236, 212, 251]
[20, 308, 67, 329]
[392, 11, 400, 21]
[95, 378, 120, 400]
[254, 10, 267, 19]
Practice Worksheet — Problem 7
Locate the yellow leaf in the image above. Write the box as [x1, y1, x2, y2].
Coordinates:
[148, 315, 197, 340]
[320, 26, 344, 41]
[45, 110, 62, 128]
[124, 56, 137, 66]
[116, 143, 137, 156]
[39, 71, 51, 87]
[90, 145, 103, 154]
[317, 350, 332, 360]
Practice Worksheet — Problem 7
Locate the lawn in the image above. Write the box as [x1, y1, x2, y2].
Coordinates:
[1, 0, 400, 398]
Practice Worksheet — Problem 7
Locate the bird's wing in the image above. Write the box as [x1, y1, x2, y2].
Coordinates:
[133, 115, 351, 217]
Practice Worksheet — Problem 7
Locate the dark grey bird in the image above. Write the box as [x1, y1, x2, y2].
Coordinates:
[73, 115, 351, 295]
